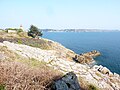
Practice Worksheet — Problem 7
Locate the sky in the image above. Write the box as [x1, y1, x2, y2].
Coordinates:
[0, 0, 120, 30]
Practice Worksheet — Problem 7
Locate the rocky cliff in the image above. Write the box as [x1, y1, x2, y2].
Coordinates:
[0, 38, 120, 90]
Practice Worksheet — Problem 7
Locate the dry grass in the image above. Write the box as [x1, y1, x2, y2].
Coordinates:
[0, 31, 29, 38]
[0, 61, 62, 90]
[0, 45, 62, 90]
[78, 76, 99, 90]
[0, 46, 18, 61]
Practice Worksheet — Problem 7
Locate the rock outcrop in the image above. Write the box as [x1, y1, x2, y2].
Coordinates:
[0, 41, 120, 90]
[51, 72, 81, 90]
[74, 50, 101, 64]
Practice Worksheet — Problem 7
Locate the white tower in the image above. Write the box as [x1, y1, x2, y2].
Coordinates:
[20, 25, 24, 31]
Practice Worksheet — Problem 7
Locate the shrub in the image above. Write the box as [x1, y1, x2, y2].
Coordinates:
[0, 61, 61, 90]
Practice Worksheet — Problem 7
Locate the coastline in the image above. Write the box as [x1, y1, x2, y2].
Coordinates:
[0, 32, 120, 90]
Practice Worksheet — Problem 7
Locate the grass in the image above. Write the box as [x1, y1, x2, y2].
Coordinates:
[0, 37, 52, 50]
[0, 85, 5, 90]
[17, 39, 23, 44]
[88, 84, 98, 90]
[78, 76, 99, 90]
[16, 57, 48, 68]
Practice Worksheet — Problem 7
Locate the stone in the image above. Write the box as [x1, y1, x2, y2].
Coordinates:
[52, 80, 69, 90]
[101, 67, 110, 74]
[114, 73, 119, 78]
[109, 72, 114, 77]
[51, 72, 81, 90]
[0, 43, 5, 46]
[73, 50, 101, 64]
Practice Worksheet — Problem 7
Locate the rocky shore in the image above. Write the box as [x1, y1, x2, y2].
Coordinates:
[74, 50, 101, 64]
[0, 39, 120, 90]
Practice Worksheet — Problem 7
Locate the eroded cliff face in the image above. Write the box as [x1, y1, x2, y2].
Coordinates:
[0, 39, 120, 90]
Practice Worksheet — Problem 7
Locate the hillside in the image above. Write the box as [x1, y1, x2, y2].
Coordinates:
[0, 32, 120, 90]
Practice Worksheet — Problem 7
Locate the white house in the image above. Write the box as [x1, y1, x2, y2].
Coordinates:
[7, 29, 17, 33]
[0, 29, 4, 32]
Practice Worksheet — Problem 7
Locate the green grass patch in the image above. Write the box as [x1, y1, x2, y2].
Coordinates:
[16, 57, 47, 68]
[17, 39, 23, 44]
[0, 85, 5, 90]
[88, 84, 99, 90]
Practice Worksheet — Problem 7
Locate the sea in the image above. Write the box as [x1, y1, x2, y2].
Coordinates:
[43, 32, 120, 74]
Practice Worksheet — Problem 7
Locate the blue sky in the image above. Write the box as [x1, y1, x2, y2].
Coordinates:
[0, 0, 120, 29]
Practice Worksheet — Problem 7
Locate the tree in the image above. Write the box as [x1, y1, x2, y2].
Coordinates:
[28, 25, 42, 38]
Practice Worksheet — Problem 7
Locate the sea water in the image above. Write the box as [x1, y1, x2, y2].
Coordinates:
[43, 32, 120, 74]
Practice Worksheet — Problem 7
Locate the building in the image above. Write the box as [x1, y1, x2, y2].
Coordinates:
[7, 29, 17, 33]
[20, 25, 24, 31]
[0, 29, 4, 32]
[6, 25, 24, 33]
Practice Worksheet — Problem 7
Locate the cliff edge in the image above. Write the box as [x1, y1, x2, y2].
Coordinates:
[0, 32, 120, 90]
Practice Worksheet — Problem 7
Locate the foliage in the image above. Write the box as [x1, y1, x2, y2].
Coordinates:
[5, 28, 17, 30]
[17, 29, 23, 34]
[28, 25, 42, 38]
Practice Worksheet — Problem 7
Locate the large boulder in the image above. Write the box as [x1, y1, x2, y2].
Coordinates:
[74, 54, 93, 64]
[51, 72, 81, 90]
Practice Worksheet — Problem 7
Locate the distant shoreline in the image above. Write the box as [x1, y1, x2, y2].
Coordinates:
[40, 29, 120, 32]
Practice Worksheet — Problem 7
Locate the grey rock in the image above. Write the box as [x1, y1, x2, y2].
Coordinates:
[52, 72, 81, 90]
[52, 80, 69, 90]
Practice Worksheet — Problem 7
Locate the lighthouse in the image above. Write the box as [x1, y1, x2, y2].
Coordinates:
[20, 25, 24, 31]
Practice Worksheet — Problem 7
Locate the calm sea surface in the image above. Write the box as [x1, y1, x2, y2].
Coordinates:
[43, 32, 120, 74]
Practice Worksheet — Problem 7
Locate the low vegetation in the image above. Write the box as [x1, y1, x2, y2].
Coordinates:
[0, 37, 53, 50]
[78, 76, 99, 90]
[0, 61, 62, 90]
[0, 84, 5, 90]
[0, 46, 62, 90]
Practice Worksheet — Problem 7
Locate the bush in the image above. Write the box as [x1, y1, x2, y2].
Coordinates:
[0, 61, 61, 90]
